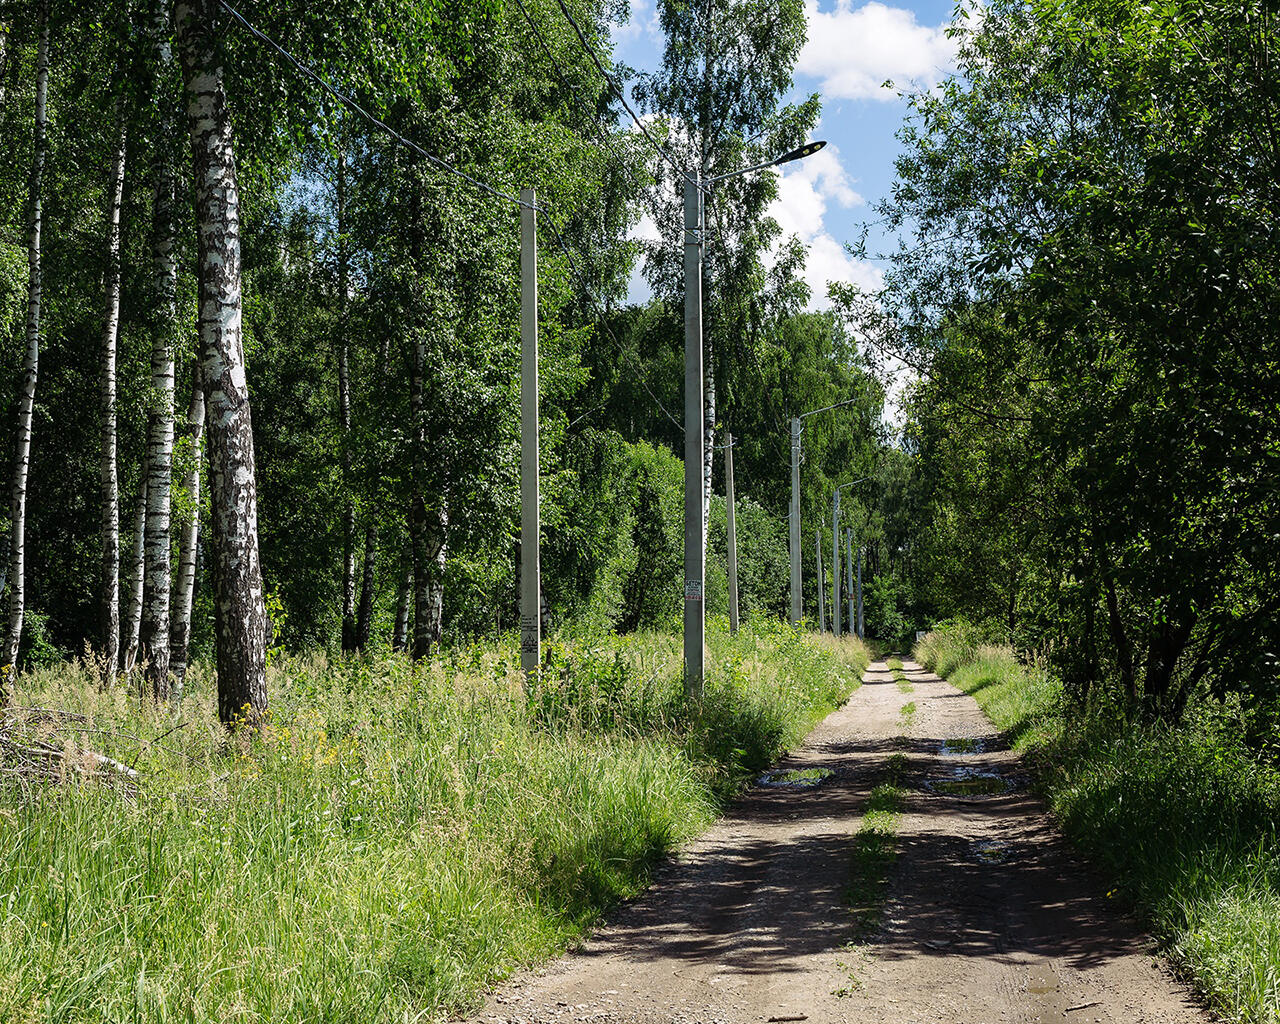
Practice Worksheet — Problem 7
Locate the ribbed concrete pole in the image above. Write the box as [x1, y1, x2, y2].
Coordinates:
[846, 528, 854, 635]
[725, 432, 739, 636]
[519, 188, 540, 678]
[789, 417, 801, 625]
[815, 530, 825, 632]
[856, 543, 865, 639]
[832, 488, 842, 637]
[683, 176, 705, 697]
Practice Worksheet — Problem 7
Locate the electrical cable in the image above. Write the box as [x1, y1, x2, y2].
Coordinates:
[216, 0, 538, 213]
[539, 215, 685, 432]
[548, 0, 684, 178]
[509, 0, 655, 201]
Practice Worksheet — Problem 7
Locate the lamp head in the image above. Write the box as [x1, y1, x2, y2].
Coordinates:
[772, 140, 827, 167]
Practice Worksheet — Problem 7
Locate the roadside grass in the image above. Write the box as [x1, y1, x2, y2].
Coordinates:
[915, 630, 1280, 1024]
[845, 752, 909, 939]
[0, 622, 869, 1024]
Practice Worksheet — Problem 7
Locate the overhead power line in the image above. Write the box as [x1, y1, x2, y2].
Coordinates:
[548, 0, 684, 178]
[539, 217, 684, 432]
[216, 0, 536, 212]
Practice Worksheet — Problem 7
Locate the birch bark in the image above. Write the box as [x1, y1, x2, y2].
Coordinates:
[169, 371, 204, 683]
[99, 116, 128, 683]
[2, 5, 49, 685]
[121, 478, 147, 676]
[140, 0, 178, 697]
[174, 0, 267, 725]
[336, 150, 356, 651]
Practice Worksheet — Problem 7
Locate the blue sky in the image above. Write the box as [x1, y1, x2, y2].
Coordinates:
[610, 0, 962, 310]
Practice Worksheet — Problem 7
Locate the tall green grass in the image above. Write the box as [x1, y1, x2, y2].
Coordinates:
[915, 628, 1280, 1023]
[0, 621, 868, 1024]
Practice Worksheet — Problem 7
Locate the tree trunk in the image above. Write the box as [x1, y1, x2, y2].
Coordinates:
[169, 368, 204, 683]
[702, 351, 715, 546]
[413, 502, 448, 655]
[2, 5, 49, 686]
[174, 0, 268, 727]
[98, 114, 128, 685]
[0, 19, 9, 115]
[141, 0, 178, 699]
[121, 477, 147, 677]
[336, 150, 356, 651]
[354, 520, 377, 650]
[392, 553, 411, 652]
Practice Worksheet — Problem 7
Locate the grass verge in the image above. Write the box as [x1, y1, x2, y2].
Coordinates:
[914, 629, 1280, 1024]
[0, 621, 869, 1024]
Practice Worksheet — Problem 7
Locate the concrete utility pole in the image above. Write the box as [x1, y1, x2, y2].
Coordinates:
[856, 542, 865, 639]
[683, 175, 705, 697]
[846, 528, 854, 637]
[832, 486, 843, 637]
[789, 417, 801, 625]
[519, 189, 540, 678]
[725, 432, 739, 635]
[694, 141, 825, 648]
[815, 530, 826, 632]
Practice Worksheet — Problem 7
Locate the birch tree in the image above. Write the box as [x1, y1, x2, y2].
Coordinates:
[140, 0, 179, 697]
[99, 112, 128, 682]
[169, 370, 203, 684]
[174, 0, 267, 725]
[2, 3, 49, 685]
[120, 479, 147, 675]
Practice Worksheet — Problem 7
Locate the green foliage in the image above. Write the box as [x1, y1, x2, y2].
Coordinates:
[0, 626, 869, 1023]
[867, 0, 1280, 720]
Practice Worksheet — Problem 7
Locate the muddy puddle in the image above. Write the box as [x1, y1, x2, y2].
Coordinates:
[971, 838, 1016, 863]
[924, 768, 1011, 797]
[939, 737, 985, 756]
[757, 767, 835, 788]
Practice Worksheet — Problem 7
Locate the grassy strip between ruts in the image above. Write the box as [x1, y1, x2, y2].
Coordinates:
[914, 630, 1280, 1024]
[845, 752, 909, 937]
[0, 621, 869, 1024]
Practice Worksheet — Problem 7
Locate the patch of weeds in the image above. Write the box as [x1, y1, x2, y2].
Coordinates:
[940, 737, 979, 754]
[886, 657, 904, 672]
[832, 943, 869, 997]
[894, 673, 914, 694]
[845, 751, 909, 936]
[899, 700, 917, 728]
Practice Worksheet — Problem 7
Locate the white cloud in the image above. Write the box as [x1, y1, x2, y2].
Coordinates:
[798, 0, 957, 100]
[610, 0, 663, 47]
[768, 144, 881, 307]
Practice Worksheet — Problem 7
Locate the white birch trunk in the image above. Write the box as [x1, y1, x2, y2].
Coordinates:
[336, 150, 356, 651]
[141, 0, 178, 698]
[121, 477, 147, 676]
[703, 353, 715, 548]
[99, 116, 128, 682]
[169, 369, 204, 684]
[174, 0, 268, 726]
[2, 6, 49, 684]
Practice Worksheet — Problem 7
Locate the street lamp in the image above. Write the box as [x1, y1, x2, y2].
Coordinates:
[684, 140, 828, 697]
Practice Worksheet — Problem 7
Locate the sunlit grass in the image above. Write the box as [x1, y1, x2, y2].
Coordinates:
[0, 622, 869, 1024]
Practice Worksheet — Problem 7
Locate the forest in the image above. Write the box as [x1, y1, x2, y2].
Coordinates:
[0, 0, 1277, 1021]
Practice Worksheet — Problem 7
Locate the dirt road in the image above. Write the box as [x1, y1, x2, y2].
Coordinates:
[470, 660, 1209, 1024]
